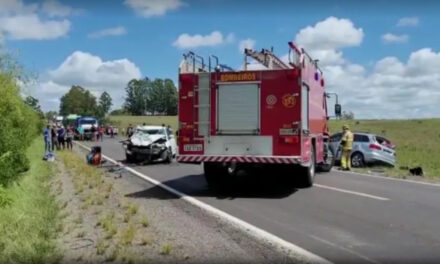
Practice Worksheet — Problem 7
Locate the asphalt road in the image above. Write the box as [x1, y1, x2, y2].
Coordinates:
[82, 137, 440, 263]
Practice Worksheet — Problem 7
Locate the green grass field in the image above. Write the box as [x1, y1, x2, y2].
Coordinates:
[109, 115, 178, 135]
[0, 139, 61, 263]
[110, 115, 440, 178]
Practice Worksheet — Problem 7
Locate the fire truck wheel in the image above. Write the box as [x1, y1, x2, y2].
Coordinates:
[203, 162, 228, 188]
[299, 147, 315, 188]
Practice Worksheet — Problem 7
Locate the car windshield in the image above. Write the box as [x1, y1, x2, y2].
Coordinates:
[139, 128, 165, 135]
[79, 119, 96, 125]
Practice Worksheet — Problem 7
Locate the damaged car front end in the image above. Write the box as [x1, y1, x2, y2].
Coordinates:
[122, 127, 174, 163]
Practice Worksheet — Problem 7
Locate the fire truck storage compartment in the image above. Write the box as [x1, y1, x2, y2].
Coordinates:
[217, 82, 260, 134]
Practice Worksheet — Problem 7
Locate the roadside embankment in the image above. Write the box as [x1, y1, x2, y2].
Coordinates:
[0, 139, 61, 263]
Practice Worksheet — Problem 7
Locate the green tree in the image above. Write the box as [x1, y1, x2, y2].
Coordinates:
[99, 91, 112, 115]
[59, 85, 100, 117]
[164, 79, 178, 115]
[124, 78, 151, 115]
[149, 79, 177, 115]
[24, 96, 43, 116]
[45, 111, 58, 121]
[341, 110, 355, 120]
[123, 77, 178, 116]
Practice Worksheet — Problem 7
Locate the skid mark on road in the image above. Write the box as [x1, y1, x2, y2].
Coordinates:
[314, 184, 390, 201]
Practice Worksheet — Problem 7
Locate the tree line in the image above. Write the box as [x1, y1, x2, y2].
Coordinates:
[58, 77, 177, 118]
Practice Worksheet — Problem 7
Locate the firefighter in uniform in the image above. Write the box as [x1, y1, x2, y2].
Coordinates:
[340, 124, 354, 170]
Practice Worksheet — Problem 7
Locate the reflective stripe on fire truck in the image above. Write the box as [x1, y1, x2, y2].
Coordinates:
[177, 155, 300, 164]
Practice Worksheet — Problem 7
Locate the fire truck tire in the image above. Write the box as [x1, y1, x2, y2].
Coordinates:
[203, 162, 228, 188]
[298, 147, 315, 188]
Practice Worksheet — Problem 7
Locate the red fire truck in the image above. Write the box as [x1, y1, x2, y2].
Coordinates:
[177, 42, 338, 188]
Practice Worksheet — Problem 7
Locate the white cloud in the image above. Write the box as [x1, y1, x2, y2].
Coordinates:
[294, 17, 363, 67]
[124, 0, 184, 17]
[397, 17, 419, 27]
[0, 0, 38, 15]
[88, 26, 127, 39]
[173, 31, 234, 49]
[41, 0, 78, 17]
[239, 38, 256, 52]
[50, 51, 141, 88]
[290, 16, 440, 119]
[32, 51, 142, 111]
[382, 33, 409, 44]
[295, 16, 364, 50]
[0, 0, 75, 41]
[323, 48, 440, 119]
[0, 14, 70, 40]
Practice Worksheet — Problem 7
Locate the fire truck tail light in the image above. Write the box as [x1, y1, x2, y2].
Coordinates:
[280, 136, 299, 144]
[182, 137, 190, 143]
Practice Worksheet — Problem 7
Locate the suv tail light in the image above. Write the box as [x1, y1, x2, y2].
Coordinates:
[369, 143, 382, 150]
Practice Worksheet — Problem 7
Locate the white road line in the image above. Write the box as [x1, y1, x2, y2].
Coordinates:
[332, 168, 440, 188]
[309, 235, 382, 264]
[75, 141, 331, 264]
[314, 184, 390, 201]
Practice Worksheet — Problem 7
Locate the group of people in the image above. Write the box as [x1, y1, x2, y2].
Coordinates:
[90, 125, 105, 142]
[43, 124, 74, 153]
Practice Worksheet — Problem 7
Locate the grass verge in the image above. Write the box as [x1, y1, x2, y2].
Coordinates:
[0, 139, 61, 263]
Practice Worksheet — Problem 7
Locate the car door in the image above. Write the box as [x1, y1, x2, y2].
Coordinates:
[329, 133, 342, 160]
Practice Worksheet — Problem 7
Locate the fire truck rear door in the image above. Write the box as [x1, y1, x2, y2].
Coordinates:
[217, 83, 260, 134]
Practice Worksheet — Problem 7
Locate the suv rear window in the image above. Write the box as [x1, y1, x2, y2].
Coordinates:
[354, 134, 370, 142]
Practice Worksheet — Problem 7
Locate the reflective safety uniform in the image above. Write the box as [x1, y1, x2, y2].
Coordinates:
[340, 130, 354, 170]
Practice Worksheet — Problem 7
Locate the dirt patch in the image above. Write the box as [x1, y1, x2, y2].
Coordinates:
[51, 147, 301, 264]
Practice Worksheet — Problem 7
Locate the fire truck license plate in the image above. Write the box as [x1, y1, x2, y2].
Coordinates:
[183, 144, 203, 152]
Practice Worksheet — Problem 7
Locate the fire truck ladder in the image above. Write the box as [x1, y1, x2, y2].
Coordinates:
[244, 48, 290, 70]
[182, 52, 235, 141]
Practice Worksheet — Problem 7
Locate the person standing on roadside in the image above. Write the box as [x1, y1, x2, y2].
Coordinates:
[98, 125, 104, 142]
[43, 125, 51, 153]
[58, 125, 66, 150]
[66, 125, 74, 150]
[110, 126, 114, 138]
[51, 125, 58, 151]
[127, 124, 134, 138]
[340, 124, 354, 171]
[78, 125, 84, 141]
[91, 124, 97, 141]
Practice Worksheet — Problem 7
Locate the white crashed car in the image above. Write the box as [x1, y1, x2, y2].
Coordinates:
[122, 126, 177, 163]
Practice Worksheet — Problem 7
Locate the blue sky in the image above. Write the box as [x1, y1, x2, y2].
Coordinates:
[2, 0, 440, 118]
